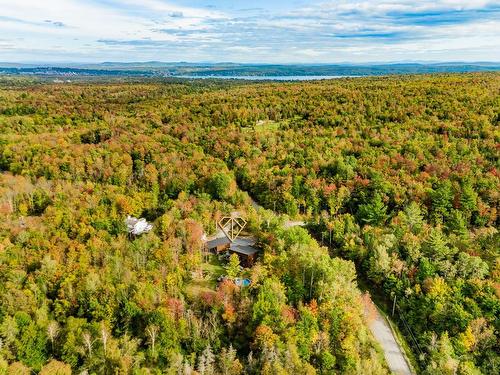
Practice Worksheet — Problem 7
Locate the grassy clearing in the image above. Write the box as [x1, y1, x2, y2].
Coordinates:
[254, 120, 281, 132]
[185, 255, 226, 298]
[202, 254, 226, 279]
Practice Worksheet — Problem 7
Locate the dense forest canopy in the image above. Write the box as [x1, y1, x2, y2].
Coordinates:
[0, 73, 498, 374]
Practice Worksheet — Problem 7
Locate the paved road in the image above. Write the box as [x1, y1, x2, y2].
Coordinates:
[250, 198, 262, 211]
[368, 308, 413, 375]
[283, 220, 305, 228]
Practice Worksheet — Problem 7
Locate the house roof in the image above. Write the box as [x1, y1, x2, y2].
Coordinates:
[231, 237, 256, 246]
[206, 235, 259, 257]
[230, 244, 259, 256]
[207, 237, 231, 248]
[125, 216, 153, 235]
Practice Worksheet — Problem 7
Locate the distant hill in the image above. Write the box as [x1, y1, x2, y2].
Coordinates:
[0, 62, 499, 78]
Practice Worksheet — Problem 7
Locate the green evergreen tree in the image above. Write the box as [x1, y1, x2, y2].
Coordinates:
[430, 181, 454, 224]
[358, 193, 388, 225]
[459, 182, 478, 222]
[403, 201, 424, 234]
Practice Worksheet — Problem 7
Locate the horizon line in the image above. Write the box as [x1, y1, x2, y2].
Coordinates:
[2, 60, 500, 66]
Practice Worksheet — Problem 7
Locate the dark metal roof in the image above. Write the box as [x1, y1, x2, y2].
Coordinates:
[230, 244, 259, 256]
[207, 237, 231, 248]
[232, 237, 256, 246]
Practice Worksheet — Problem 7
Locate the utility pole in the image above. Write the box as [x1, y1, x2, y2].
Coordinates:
[392, 294, 397, 316]
[393, 268, 403, 317]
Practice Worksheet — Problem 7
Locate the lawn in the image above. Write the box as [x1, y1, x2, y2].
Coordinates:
[185, 254, 226, 298]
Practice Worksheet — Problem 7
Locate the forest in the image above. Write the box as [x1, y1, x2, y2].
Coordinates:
[0, 73, 498, 374]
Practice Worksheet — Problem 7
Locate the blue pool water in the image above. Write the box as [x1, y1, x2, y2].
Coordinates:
[234, 278, 251, 286]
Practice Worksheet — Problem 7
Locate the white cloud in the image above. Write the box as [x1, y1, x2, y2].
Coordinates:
[0, 0, 498, 62]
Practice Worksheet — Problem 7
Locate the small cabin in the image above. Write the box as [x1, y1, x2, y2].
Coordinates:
[229, 237, 259, 267]
[229, 245, 259, 267]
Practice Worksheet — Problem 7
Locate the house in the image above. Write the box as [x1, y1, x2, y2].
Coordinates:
[125, 216, 153, 235]
[206, 236, 260, 267]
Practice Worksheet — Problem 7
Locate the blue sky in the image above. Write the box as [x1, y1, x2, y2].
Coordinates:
[0, 0, 499, 63]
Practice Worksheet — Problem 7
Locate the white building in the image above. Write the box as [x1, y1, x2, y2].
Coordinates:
[125, 216, 153, 235]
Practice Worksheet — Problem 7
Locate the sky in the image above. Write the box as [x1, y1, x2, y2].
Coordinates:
[0, 0, 499, 63]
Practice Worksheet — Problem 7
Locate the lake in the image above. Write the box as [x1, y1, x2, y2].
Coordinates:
[175, 75, 361, 81]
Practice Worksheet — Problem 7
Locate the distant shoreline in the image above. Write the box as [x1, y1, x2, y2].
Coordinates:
[175, 75, 361, 81]
[1, 62, 499, 80]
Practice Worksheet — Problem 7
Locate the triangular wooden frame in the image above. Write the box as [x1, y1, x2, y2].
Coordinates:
[218, 216, 247, 242]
